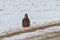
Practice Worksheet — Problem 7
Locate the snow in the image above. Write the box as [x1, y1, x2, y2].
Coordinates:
[0, 0, 60, 40]
[1, 26, 60, 40]
[0, 0, 60, 28]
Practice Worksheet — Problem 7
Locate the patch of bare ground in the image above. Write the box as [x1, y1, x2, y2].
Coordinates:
[0, 21, 60, 38]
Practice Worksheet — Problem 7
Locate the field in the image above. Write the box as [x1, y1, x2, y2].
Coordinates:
[0, 0, 60, 40]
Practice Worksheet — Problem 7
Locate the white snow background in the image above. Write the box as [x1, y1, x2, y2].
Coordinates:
[0, 0, 60, 40]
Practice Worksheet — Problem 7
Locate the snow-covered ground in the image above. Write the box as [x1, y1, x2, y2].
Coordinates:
[1, 26, 60, 40]
[0, 0, 60, 40]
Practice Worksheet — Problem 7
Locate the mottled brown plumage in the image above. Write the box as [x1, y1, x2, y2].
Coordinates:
[22, 14, 30, 27]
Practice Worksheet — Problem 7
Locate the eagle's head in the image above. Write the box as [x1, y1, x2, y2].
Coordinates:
[25, 14, 28, 18]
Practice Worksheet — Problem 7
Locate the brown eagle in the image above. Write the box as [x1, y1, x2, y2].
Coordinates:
[22, 14, 30, 27]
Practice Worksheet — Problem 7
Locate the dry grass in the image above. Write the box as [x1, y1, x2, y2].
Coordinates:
[0, 21, 60, 38]
[23, 31, 60, 40]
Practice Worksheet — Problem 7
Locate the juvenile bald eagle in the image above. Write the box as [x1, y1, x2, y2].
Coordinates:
[22, 14, 30, 27]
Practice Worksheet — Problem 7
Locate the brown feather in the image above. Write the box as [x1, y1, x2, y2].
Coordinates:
[22, 14, 30, 27]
